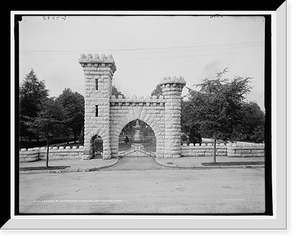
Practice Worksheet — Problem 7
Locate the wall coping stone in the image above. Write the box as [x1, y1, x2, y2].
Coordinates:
[20, 146, 84, 152]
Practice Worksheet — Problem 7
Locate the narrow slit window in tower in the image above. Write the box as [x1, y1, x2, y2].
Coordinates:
[95, 105, 98, 117]
[95, 79, 98, 90]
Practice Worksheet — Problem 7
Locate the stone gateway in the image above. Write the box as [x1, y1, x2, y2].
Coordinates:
[78, 54, 186, 160]
[18, 54, 265, 163]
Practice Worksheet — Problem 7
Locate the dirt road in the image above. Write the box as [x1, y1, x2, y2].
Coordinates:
[19, 157, 265, 214]
[99, 157, 167, 170]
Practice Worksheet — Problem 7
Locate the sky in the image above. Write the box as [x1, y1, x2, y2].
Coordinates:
[19, 15, 265, 109]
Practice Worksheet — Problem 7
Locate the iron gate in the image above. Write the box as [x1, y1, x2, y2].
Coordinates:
[118, 144, 156, 158]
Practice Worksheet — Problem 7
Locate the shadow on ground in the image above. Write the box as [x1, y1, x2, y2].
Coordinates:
[20, 166, 70, 171]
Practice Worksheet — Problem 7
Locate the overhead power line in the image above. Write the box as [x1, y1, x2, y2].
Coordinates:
[20, 41, 264, 55]
[19, 41, 264, 63]
[20, 50, 263, 62]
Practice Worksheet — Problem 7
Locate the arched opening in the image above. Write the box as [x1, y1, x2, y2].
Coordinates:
[91, 134, 103, 159]
[118, 119, 156, 157]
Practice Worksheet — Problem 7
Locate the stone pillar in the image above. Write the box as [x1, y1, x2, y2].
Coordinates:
[78, 54, 116, 159]
[160, 76, 186, 158]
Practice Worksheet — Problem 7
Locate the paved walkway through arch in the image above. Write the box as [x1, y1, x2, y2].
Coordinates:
[99, 157, 172, 171]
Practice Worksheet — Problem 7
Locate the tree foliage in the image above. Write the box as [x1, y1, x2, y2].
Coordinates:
[25, 98, 67, 137]
[24, 98, 67, 166]
[181, 68, 265, 162]
[19, 69, 49, 141]
[183, 68, 252, 142]
[182, 68, 264, 161]
[238, 101, 265, 142]
[112, 85, 124, 97]
[56, 88, 84, 143]
[19, 69, 86, 147]
[151, 84, 163, 97]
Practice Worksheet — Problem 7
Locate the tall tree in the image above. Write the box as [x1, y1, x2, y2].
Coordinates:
[19, 69, 49, 142]
[184, 68, 252, 162]
[25, 98, 67, 167]
[56, 88, 84, 143]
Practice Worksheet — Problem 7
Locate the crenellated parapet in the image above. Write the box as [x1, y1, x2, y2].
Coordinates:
[159, 76, 186, 85]
[78, 53, 117, 73]
[110, 95, 166, 106]
[159, 76, 186, 96]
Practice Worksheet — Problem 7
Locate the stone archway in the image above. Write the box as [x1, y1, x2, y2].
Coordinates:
[82, 127, 110, 160]
[118, 119, 156, 157]
[79, 53, 186, 160]
[91, 134, 103, 158]
[113, 118, 161, 158]
[109, 102, 167, 158]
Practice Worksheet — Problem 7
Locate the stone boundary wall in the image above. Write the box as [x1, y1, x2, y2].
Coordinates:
[181, 144, 227, 157]
[19, 149, 39, 162]
[19, 146, 84, 162]
[181, 143, 265, 157]
[19, 143, 265, 162]
[226, 143, 265, 157]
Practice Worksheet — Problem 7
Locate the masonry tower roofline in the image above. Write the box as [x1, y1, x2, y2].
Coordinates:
[159, 76, 186, 86]
[78, 53, 117, 72]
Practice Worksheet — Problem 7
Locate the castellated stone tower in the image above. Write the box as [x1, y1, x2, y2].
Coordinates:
[78, 54, 116, 160]
[79, 53, 186, 160]
[159, 77, 186, 158]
